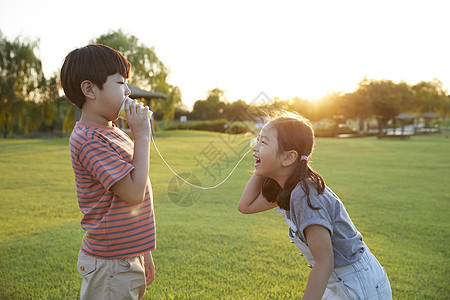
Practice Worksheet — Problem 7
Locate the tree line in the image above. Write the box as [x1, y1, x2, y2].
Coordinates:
[1, 30, 448, 138]
[0, 30, 181, 138]
[179, 79, 448, 133]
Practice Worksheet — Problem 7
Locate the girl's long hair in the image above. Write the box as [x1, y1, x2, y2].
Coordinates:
[261, 112, 325, 211]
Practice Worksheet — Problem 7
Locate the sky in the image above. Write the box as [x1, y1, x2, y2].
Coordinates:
[1, 0, 449, 109]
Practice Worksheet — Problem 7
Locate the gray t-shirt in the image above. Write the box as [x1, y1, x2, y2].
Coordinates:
[289, 183, 364, 268]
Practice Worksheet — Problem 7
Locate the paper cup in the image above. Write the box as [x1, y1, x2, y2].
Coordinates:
[118, 97, 153, 120]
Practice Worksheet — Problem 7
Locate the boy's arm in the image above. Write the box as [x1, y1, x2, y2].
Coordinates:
[238, 174, 278, 214]
[144, 251, 155, 285]
[110, 100, 151, 205]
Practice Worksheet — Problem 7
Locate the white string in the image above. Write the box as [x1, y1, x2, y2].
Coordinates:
[151, 136, 253, 190]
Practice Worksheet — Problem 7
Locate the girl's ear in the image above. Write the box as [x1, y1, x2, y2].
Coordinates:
[281, 150, 298, 167]
[80, 80, 96, 100]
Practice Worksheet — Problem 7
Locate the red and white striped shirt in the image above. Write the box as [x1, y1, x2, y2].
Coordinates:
[69, 122, 155, 259]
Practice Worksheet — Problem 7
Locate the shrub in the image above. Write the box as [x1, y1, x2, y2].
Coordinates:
[313, 128, 335, 137]
[166, 119, 228, 133]
[337, 125, 359, 135]
[225, 123, 250, 134]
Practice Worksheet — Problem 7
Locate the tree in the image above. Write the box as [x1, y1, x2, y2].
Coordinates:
[314, 92, 343, 121]
[173, 106, 191, 121]
[39, 75, 59, 132]
[92, 29, 168, 92]
[223, 99, 250, 121]
[160, 86, 182, 124]
[206, 88, 226, 103]
[411, 79, 447, 114]
[290, 97, 314, 120]
[0, 31, 43, 137]
[190, 88, 227, 120]
[357, 79, 412, 134]
[340, 90, 371, 132]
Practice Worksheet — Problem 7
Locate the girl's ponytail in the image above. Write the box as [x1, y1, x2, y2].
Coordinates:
[262, 166, 325, 211]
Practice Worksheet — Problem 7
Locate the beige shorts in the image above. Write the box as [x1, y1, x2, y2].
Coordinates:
[77, 250, 146, 300]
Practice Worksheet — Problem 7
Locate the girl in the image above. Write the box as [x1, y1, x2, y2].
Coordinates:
[238, 112, 392, 299]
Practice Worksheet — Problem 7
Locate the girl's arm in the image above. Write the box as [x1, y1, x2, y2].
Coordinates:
[238, 174, 278, 214]
[302, 225, 334, 300]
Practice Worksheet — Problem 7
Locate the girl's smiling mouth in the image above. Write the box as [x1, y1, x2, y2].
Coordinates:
[253, 154, 261, 167]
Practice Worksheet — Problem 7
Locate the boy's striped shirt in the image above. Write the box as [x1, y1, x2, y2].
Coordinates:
[69, 122, 155, 259]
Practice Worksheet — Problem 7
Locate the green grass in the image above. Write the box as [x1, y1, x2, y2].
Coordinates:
[0, 132, 449, 299]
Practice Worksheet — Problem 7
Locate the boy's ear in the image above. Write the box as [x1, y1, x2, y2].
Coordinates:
[281, 150, 298, 167]
[80, 80, 96, 100]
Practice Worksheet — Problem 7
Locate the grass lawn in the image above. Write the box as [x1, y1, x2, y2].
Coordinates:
[0, 131, 449, 299]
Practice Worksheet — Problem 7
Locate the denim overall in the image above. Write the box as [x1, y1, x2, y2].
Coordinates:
[276, 208, 392, 299]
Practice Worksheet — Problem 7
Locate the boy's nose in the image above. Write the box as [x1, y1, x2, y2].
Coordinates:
[125, 84, 131, 96]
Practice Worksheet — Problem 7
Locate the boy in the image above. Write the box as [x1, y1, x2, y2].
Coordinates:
[60, 44, 155, 300]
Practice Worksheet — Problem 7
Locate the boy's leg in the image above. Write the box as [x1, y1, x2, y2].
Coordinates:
[78, 251, 108, 299]
[77, 251, 146, 300]
[109, 255, 146, 299]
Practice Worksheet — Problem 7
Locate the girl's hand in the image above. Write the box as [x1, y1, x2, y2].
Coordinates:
[125, 99, 151, 140]
[238, 174, 278, 214]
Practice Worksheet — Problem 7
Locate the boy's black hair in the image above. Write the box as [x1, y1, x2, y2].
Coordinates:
[60, 44, 130, 108]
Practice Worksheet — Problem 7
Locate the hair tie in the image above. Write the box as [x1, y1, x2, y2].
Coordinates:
[300, 155, 311, 163]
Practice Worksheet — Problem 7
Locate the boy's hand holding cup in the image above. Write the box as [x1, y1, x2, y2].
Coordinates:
[119, 97, 152, 139]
